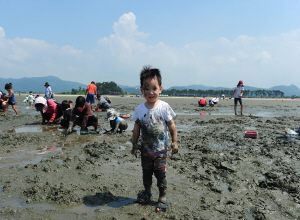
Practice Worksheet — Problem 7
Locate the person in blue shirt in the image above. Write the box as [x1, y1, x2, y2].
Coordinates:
[2, 83, 18, 116]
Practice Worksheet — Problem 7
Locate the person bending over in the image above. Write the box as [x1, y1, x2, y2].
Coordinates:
[67, 96, 98, 133]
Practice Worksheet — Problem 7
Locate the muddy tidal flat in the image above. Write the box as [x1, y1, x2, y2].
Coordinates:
[1, 95, 300, 220]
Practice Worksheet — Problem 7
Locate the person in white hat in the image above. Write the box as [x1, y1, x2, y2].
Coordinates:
[35, 97, 62, 124]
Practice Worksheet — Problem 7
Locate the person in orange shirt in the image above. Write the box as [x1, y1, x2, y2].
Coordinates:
[85, 81, 97, 107]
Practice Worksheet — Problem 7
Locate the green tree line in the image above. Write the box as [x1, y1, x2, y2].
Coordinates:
[63, 81, 124, 95]
[162, 89, 285, 98]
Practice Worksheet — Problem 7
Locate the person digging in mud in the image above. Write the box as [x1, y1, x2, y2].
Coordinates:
[2, 83, 19, 116]
[93, 94, 111, 112]
[131, 66, 178, 213]
[105, 108, 128, 134]
[198, 98, 207, 107]
[59, 100, 74, 129]
[0, 92, 8, 112]
[35, 96, 63, 125]
[67, 96, 98, 134]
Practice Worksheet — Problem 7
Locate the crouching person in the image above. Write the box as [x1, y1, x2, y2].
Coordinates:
[67, 96, 98, 133]
[60, 100, 74, 128]
[94, 94, 110, 112]
[106, 108, 128, 133]
[35, 97, 63, 124]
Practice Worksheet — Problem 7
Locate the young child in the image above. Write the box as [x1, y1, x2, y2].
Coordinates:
[105, 108, 128, 133]
[0, 92, 7, 111]
[2, 83, 18, 116]
[231, 80, 244, 115]
[131, 66, 178, 213]
[67, 96, 98, 133]
[60, 100, 74, 128]
[28, 91, 34, 108]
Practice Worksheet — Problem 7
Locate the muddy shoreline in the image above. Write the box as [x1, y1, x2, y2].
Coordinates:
[1, 95, 300, 219]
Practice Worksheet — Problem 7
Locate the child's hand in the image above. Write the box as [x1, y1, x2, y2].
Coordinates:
[67, 126, 73, 134]
[168, 142, 178, 155]
[131, 145, 140, 158]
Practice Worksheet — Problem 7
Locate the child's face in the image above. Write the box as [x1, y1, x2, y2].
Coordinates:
[141, 77, 162, 104]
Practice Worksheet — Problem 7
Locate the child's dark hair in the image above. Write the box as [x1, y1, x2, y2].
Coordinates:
[61, 100, 71, 111]
[140, 65, 162, 87]
[4, 83, 12, 90]
[75, 96, 86, 108]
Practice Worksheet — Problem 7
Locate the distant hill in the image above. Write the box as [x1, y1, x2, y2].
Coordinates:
[1, 76, 299, 96]
[268, 85, 300, 96]
[120, 84, 300, 96]
[0, 76, 86, 93]
[118, 85, 140, 94]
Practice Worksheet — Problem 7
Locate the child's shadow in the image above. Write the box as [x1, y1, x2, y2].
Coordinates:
[83, 192, 136, 208]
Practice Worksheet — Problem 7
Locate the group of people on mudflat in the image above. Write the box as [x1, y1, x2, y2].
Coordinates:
[198, 80, 244, 115]
[0, 67, 245, 213]
[35, 81, 114, 133]
[0, 66, 179, 213]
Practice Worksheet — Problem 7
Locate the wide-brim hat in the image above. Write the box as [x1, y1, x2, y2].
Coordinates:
[44, 82, 50, 86]
[35, 97, 47, 111]
[105, 108, 118, 120]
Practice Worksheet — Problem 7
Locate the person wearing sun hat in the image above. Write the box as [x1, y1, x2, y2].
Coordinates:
[35, 96, 63, 124]
[231, 80, 244, 115]
[105, 108, 128, 133]
[44, 82, 53, 100]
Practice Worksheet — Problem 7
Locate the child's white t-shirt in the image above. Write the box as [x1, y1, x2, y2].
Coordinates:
[131, 100, 176, 153]
[28, 95, 34, 102]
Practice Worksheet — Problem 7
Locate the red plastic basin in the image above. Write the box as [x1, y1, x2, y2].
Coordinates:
[245, 131, 258, 139]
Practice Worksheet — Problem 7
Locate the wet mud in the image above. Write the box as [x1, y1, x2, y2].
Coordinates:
[1, 96, 300, 219]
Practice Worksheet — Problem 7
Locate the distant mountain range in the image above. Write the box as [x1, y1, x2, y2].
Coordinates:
[0, 76, 299, 96]
[119, 84, 300, 97]
[0, 76, 86, 94]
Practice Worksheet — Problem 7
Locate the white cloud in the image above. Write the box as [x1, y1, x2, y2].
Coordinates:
[256, 51, 271, 64]
[0, 27, 5, 38]
[1, 15, 300, 89]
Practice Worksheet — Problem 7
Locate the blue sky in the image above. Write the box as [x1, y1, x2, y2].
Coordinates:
[1, 0, 300, 89]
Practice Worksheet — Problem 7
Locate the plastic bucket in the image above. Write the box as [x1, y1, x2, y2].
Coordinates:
[245, 131, 258, 139]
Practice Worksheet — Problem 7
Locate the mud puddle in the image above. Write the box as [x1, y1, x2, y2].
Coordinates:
[0, 147, 62, 168]
[1, 125, 60, 134]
